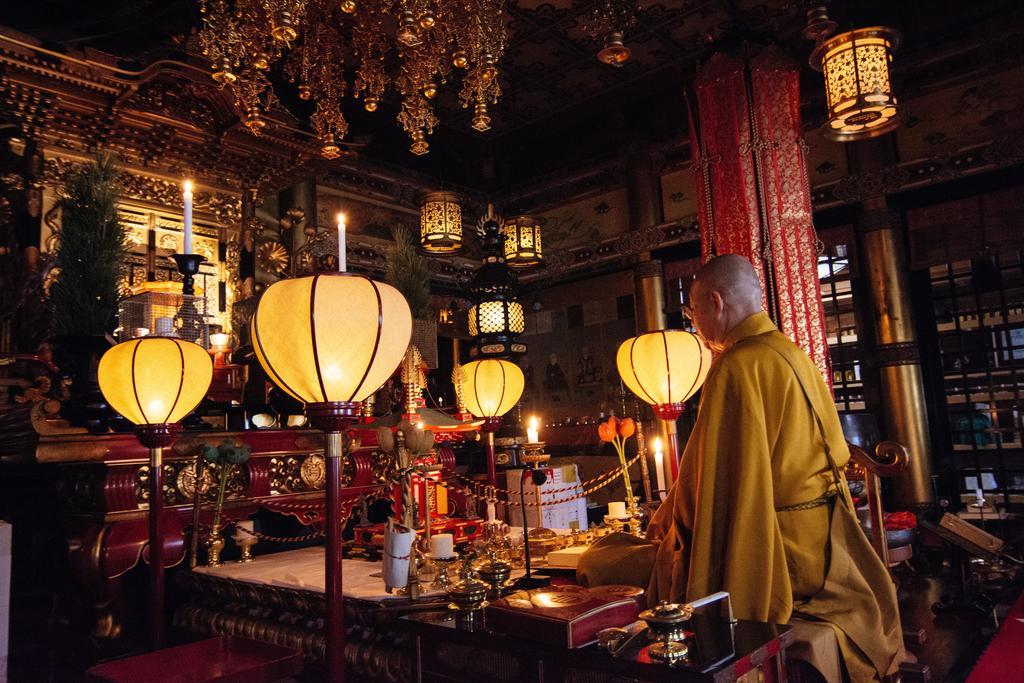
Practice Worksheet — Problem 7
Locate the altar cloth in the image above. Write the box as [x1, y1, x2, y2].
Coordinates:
[193, 547, 525, 601]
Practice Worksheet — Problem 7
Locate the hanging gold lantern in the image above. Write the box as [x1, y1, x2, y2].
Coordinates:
[419, 191, 462, 253]
[502, 215, 543, 268]
[810, 27, 901, 141]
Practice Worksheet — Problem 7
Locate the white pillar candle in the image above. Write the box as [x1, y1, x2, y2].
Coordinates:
[607, 501, 627, 519]
[527, 416, 539, 444]
[653, 438, 667, 502]
[429, 533, 454, 559]
[234, 519, 254, 542]
[486, 501, 497, 523]
[336, 212, 346, 272]
[183, 180, 193, 254]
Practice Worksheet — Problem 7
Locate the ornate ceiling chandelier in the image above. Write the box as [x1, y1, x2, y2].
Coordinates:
[197, 0, 508, 158]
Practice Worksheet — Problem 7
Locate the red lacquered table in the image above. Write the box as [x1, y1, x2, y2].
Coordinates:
[85, 636, 302, 683]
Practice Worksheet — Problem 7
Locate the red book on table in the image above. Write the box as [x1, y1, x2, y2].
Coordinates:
[485, 585, 640, 648]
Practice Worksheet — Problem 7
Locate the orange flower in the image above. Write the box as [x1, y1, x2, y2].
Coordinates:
[597, 420, 616, 443]
[618, 418, 635, 439]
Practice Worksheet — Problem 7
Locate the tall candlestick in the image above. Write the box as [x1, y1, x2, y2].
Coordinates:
[336, 212, 346, 272]
[183, 180, 193, 255]
[527, 415, 539, 444]
[653, 437, 667, 502]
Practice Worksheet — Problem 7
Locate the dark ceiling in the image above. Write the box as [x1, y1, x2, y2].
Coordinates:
[3, 0, 1023, 192]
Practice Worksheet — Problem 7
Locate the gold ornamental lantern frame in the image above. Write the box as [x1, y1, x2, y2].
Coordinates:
[502, 215, 543, 268]
[419, 191, 463, 254]
[810, 26, 902, 141]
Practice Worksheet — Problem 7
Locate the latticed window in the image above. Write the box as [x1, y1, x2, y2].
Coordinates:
[820, 244, 864, 412]
[930, 252, 1024, 517]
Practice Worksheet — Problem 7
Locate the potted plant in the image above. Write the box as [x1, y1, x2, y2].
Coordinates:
[385, 226, 437, 367]
[49, 153, 128, 432]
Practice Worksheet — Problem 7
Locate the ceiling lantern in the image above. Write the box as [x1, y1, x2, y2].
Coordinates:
[502, 215, 543, 268]
[468, 212, 526, 358]
[419, 191, 463, 254]
[468, 300, 526, 337]
[810, 26, 901, 141]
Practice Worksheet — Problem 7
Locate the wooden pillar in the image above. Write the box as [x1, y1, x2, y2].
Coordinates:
[850, 140, 936, 509]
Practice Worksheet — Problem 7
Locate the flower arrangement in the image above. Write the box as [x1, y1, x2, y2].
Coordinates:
[201, 440, 252, 541]
[597, 416, 637, 513]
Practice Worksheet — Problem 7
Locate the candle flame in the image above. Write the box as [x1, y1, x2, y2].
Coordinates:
[529, 415, 538, 431]
[652, 437, 663, 454]
[336, 212, 345, 226]
[183, 180, 193, 194]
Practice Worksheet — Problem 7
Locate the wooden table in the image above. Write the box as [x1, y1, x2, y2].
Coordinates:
[399, 609, 794, 682]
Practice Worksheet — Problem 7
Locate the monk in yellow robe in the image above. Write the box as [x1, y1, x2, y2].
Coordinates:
[634, 256, 900, 681]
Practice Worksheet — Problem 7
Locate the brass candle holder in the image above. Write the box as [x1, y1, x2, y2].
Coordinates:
[430, 555, 458, 591]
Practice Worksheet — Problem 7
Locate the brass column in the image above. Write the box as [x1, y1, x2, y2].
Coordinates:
[851, 141, 935, 508]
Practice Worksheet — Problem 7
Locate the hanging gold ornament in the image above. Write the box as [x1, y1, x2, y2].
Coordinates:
[212, 57, 236, 84]
[471, 101, 491, 132]
[597, 31, 630, 66]
[271, 10, 298, 43]
[410, 129, 429, 155]
[397, 10, 421, 46]
[452, 50, 468, 68]
[364, 96, 379, 112]
[340, 0, 357, 14]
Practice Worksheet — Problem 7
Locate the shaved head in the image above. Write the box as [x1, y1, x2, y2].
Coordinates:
[688, 254, 764, 349]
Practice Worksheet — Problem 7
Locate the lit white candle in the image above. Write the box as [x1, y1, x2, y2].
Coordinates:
[428, 533, 454, 559]
[527, 416, 539, 444]
[653, 437, 667, 502]
[336, 212, 346, 272]
[183, 180, 193, 254]
[607, 501, 627, 519]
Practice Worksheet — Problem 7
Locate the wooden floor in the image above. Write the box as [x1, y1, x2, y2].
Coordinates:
[895, 554, 1020, 682]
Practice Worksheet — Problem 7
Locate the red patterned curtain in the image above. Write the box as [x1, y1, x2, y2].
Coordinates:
[691, 46, 831, 384]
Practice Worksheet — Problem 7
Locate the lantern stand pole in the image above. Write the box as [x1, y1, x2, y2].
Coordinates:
[136, 423, 181, 650]
[655, 404, 685, 486]
[308, 402, 360, 683]
[480, 417, 503, 487]
[664, 420, 680, 483]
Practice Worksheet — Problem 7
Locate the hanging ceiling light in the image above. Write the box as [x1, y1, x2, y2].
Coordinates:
[808, 14, 902, 141]
[502, 215, 543, 269]
[468, 210, 526, 358]
[582, 0, 639, 67]
[419, 191, 463, 254]
[197, 0, 508, 157]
